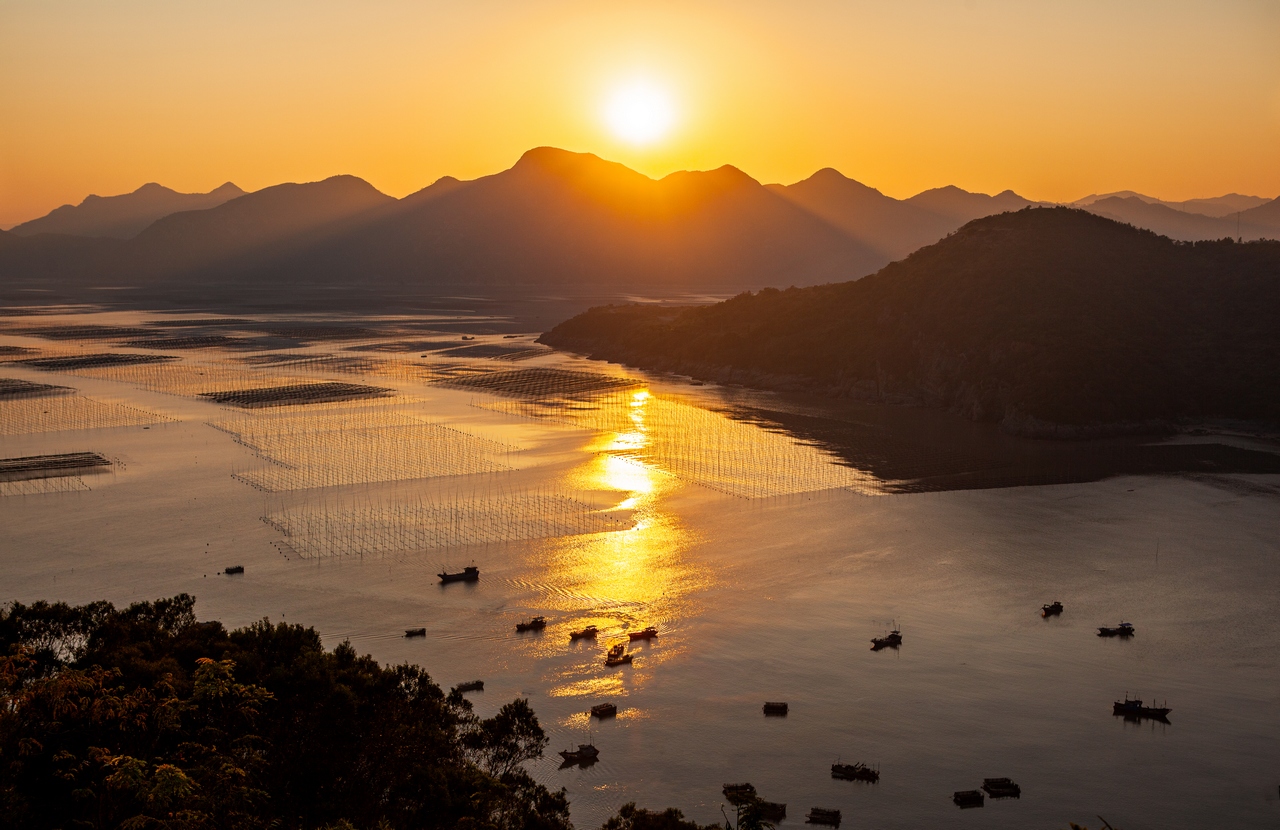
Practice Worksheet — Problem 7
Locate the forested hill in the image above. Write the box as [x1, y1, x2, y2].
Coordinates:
[540, 207, 1280, 436]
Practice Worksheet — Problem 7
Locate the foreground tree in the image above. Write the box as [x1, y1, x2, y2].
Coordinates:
[0, 595, 571, 830]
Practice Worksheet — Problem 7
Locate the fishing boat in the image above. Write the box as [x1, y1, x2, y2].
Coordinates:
[605, 652, 634, 667]
[871, 628, 903, 650]
[558, 743, 599, 763]
[1113, 695, 1171, 721]
[224, 565, 244, 575]
[722, 783, 756, 805]
[757, 801, 786, 821]
[456, 680, 484, 693]
[404, 627, 426, 638]
[1042, 601, 1064, 617]
[590, 703, 617, 718]
[981, 778, 1021, 798]
[438, 565, 479, 584]
[628, 626, 658, 641]
[1097, 622, 1135, 637]
[515, 616, 547, 632]
[953, 790, 984, 808]
[805, 807, 841, 826]
[762, 701, 789, 716]
[831, 762, 879, 782]
[570, 625, 598, 640]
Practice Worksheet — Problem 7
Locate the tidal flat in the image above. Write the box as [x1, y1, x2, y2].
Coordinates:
[2, 307, 1278, 829]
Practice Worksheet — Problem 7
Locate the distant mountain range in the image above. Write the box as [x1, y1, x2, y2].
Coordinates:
[541, 208, 1280, 434]
[2, 149, 1277, 294]
[10, 182, 245, 239]
[1070, 190, 1269, 217]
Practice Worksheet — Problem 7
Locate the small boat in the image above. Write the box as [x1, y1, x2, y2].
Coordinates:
[558, 743, 599, 763]
[1042, 601, 1064, 617]
[722, 783, 756, 806]
[805, 807, 842, 826]
[456, 680, 484, 693]
[953, 790, 984, 808]
[762, 701, 789, 716]
[404, 627, 426, 638]
[570, 625, 598, 640]
[1113, 696, 1171, 721]
[756, 801, 786, 821]
[831, 762, 879, 782]
[870, 628, 902, 651]
[461, 335, 476, 341]
[1098, 622, 1136, 637]
[438, 565, 479, 584]
[590, 703, 617, 718]
[981, 778, 1021, 798]
[516, 616, 547, 633]
[224, 565, 244, 575]
[605, 653, 634, 667]
[628, 626, 658, 641]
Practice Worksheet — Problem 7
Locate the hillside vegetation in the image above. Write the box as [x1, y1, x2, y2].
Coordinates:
[541, 208, 1280, 435]
[0, 595, 716, 830]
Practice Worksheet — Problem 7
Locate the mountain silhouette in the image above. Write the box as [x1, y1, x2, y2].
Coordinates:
[541, 207, 1280, 433]
[769, 169, 1036, 262]
[127, 175, 395, 278]
[4, 149, 1275, 295]
[11, 182, 245, 239]
[288, 147, 887, 288]
[1072, 190, 1271, 218]
[1082, 195, 1280, 241]
[1237, 195, 1280, 230]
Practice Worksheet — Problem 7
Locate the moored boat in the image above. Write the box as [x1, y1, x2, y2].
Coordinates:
[871, 628, 903, 650]
[570, 625, 598, 640]
[953, 790, 984, 808]
[558, 743, 600, 763]
[831, 762, 879, 782]
[722, 783, 756, 805]
[1113, 695, 1171, 721]
[756, 801, 786, 821]
[516, 616, 547, 632]
[805, 807, 841, 826]
[590, 702, 617, 718]
[1097, 621, 1135, 637]
[456, 680, 484, 693]
[762, 701, 789, 716]
[628, 626, 658, 641]
[1042, 601, 1064, 617]
[224, 565, 244, 575]
[604, 653, 634, 667]
[404, 627, 426, 638]
[981, 777, 1021, 798]
[439, 565, 479, 584]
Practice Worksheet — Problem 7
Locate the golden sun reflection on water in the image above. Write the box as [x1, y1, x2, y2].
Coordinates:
[533, 389, 711, 698]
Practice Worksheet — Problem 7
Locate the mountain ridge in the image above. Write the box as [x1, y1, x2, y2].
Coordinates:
[11, 182, 245, 239]
[3, 149, 1278, 295]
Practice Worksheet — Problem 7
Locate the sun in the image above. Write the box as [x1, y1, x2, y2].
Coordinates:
[603, 79, 676, 146]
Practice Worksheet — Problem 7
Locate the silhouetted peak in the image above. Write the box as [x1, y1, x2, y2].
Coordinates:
[513, 146, 608, 173]
[134, 182, 173, 195]
[210, 182, 245, 196]
[660, 164, 761, 192]
[794, 168, 883, 195]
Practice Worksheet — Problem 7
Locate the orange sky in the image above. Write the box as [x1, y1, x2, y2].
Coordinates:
[2, 0, 1279, 227]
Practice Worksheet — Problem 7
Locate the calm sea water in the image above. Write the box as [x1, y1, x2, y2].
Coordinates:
[2, 310, 1278, 829]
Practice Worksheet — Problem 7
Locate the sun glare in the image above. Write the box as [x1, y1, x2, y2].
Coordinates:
[603, 79, 676, 146]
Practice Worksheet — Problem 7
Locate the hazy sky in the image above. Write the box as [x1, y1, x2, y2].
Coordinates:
[3, 0, 1279, 227]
